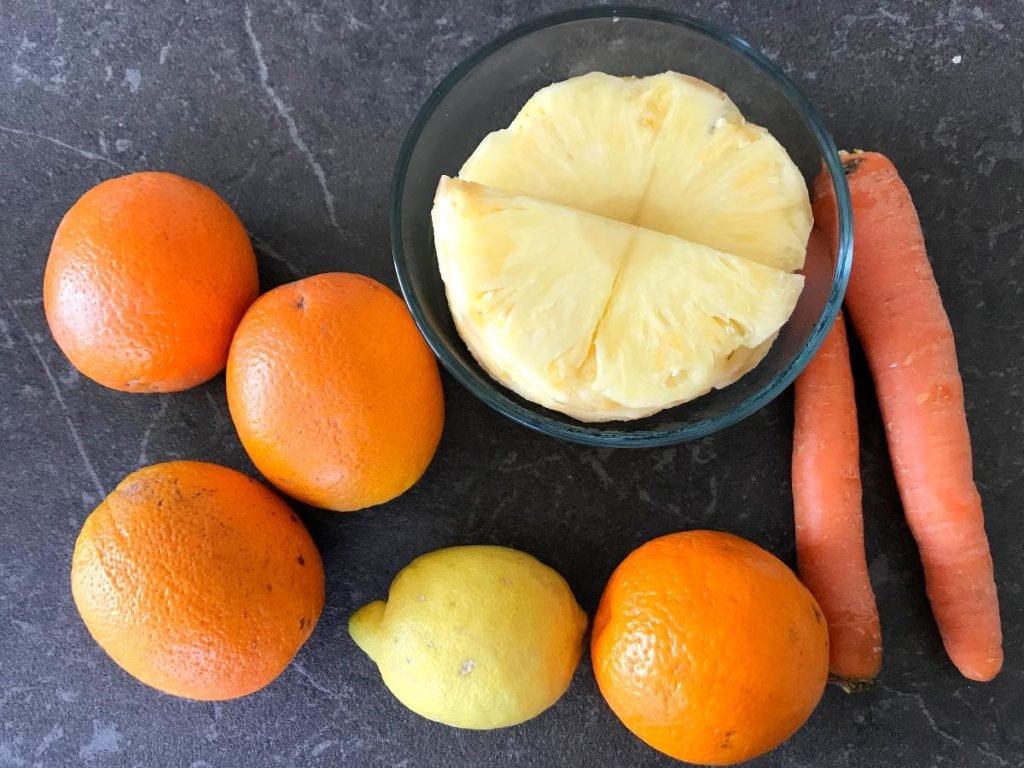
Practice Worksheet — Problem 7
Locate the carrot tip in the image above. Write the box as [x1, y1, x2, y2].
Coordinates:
[840, 153, 864, 175]
[956, 663, 1002, 683]
[830, 675, 878, 694]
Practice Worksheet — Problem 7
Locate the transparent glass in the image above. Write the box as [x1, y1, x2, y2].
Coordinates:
[391, 6, 852, 447]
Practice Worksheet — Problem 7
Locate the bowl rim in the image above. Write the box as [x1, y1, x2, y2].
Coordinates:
[390, 4, 853, 447]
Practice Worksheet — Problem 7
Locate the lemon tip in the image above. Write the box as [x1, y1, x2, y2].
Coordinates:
[349, 600, 387, 661]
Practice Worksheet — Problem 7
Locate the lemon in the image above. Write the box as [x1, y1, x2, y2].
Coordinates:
[348, 545, 588, 729]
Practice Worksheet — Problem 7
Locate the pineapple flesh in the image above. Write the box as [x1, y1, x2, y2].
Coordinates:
[460, 72, 811, 272]
[432, 178, 804, 422]
[458, 74, 662, 224]
[433, 176, 628, 414]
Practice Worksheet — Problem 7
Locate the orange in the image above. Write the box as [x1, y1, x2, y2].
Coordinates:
[44, 172, 258, 392]
[226, 272, 444, 512]
[591, 530, 829, 765]
[71, 461, 324, 701]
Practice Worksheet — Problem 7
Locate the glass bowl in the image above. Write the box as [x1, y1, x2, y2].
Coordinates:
[391, 6, 852, 447]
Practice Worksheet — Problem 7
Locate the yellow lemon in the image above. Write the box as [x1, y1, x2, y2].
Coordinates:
[349, 545, 588, 729]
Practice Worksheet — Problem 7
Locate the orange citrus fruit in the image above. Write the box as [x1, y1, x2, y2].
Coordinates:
[71, 461, 324, 701]
[591, 530, 829, 765]
[226, 272, 444, 512]
[44, 172, 258, 392]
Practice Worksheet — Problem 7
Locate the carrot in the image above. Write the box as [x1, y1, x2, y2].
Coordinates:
[813, 151, 1002, 682]
[793, 293, 882, 687]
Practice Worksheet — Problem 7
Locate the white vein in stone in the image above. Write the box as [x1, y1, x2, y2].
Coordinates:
[34, 723, 64, 758]
[248, 230, 303, 278]
[4, 298, 106, 501]
[878, 684, 1008, 766]
[138, 395, 170, 465]
[243, 6, 344, 242]
[291, 661, 337, 699]
[0, 124, 125, 169]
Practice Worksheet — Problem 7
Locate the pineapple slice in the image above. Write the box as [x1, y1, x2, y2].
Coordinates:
[432, 176, 628, 412]
[592, 228, 802, 411]
[432, 177, 804, 421]
[460, 71, 811, 272]
[459, 73, 663, 223]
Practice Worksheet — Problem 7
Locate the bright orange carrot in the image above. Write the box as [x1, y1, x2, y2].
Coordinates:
[814, 151, 1002, 681]
[793, 295, 882, 686]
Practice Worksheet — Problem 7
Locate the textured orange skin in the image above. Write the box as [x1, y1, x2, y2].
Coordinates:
[226, 273, 445, 512]
[70, 461, 324, 701]
[591, 531, 829, 765]
[44, 172, 258, 392]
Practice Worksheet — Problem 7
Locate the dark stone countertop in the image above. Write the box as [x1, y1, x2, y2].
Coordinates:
[2, 2, 1022, 766]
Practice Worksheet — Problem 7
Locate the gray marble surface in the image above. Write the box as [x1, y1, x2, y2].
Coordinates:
[2, 1, 1022, 766]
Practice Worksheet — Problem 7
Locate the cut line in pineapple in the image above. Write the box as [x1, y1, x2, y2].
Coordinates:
[432, 177, 804, 422]
[460, 71, 811, 273]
